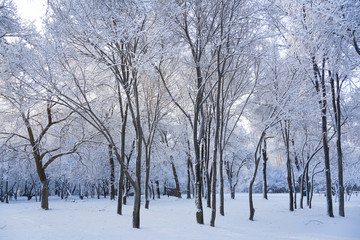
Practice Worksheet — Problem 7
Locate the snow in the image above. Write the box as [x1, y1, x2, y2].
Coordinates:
[0, 193, 359, 240]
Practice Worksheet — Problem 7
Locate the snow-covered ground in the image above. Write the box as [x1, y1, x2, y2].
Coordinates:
[0, 193, 359, 240]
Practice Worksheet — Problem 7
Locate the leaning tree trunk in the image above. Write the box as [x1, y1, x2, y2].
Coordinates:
[171, 159, 182, 198]
[249, 131, 265, 221]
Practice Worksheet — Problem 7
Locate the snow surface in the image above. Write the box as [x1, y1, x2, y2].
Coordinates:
[0, 193, 359, 240]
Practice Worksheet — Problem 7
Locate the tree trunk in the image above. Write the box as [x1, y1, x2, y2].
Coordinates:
[292, 168, 297, 209]
[306, 166, 310, 207]
[117, 167, 124, 215]
[249, 158, 260, 221]
[300, 173, 305, 209]
[145, 146, 151, 209]
[41, 179, 49, 210]
[219, 150, 224, 216]
[313, 57, 334, 217]
[210, 58, 222, 226]
[262, 139, 268, 200]
[249, 131, 265, 221]
[151, 181, 155, 200]
[132, 181, 141, 229]
[171, 159, 182, 198]
[155, 181, 161, 199]
[109, 145, 116, 200]
[282, 120, 294, 212]
[187, 157, 192, 199]
[206, 166, 211, 208]
[330, 73, 344, 217]
[5, 180, 9, 204]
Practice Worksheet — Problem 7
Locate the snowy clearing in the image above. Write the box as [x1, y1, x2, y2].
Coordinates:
[1, 193, 359, 240]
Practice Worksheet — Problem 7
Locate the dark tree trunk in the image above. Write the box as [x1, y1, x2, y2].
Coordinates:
[249, 132, 265, 221]
[300, 172, 305, 209]
[5, 180, 9, 204]
[41, 178, 49, 210]
[171, 159, 182, 198]
[187, 157, 192, 199]
[109, 145, 116, 201]
[219, 150, 224, 216]
[145, 146, 151, 209]
[151, 181, 155, 200]
[330, 73, 345, 217]
[117, 167, 124, 215]
[204, 116, 212, 208]
[206, 167, 211, 208]
[262, 138, 268, 200]
[292, 168, 297, 209]
[155, 181, 161, 199]
[313, 57, 334, 217]
[282, 120, 294, 212]
[210, 55, 222, 226]
[306, 167, 310, 207]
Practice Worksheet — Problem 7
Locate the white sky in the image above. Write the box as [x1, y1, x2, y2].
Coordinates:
[13, 0, 47, 28]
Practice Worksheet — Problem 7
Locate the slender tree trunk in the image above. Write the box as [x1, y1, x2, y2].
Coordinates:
[145, 146, 151, 209]
[155, 181, 161, 199]
[171, 159, 182, 198]
[210, 54, 223, 226]
[5, 180, 9, 204]
[313, 57, 334, 217]
[306, 166, 310, 207]
[109, 145, 116, 201]
[187, 157, 192, 199]
[219, 150, 224, 216]
[151, 181, 155, 200]
[206, 166, 211, 208]
[282, 121, 294, 212]
[292, 168, 297, 209]
[262, 138, 268, 200]
[249, 132, 265, 221]
[330, 73, 344, 217]
[249, 157, 260, 221]
[117, 167, 124, 215]
[300, 173, 305, 209]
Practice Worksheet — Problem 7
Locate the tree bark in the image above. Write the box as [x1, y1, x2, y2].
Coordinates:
[282, 120, 294, 212]
[171, 159, 182, 198]
[109, 145, 116, 201]
[5, 180, 9, 204]
[249, 131, 265, 221]
[155, 181, 161, 199]
[41, 178, 49, 210]
[313, 57, 334, 217]
[187, 157, 192, 199]
[262, 138, 268, 200]
[145, 145, 151, 209]
[330, 73, 345, 217]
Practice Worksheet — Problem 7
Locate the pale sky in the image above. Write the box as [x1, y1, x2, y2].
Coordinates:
[13, 0, 47, 28]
